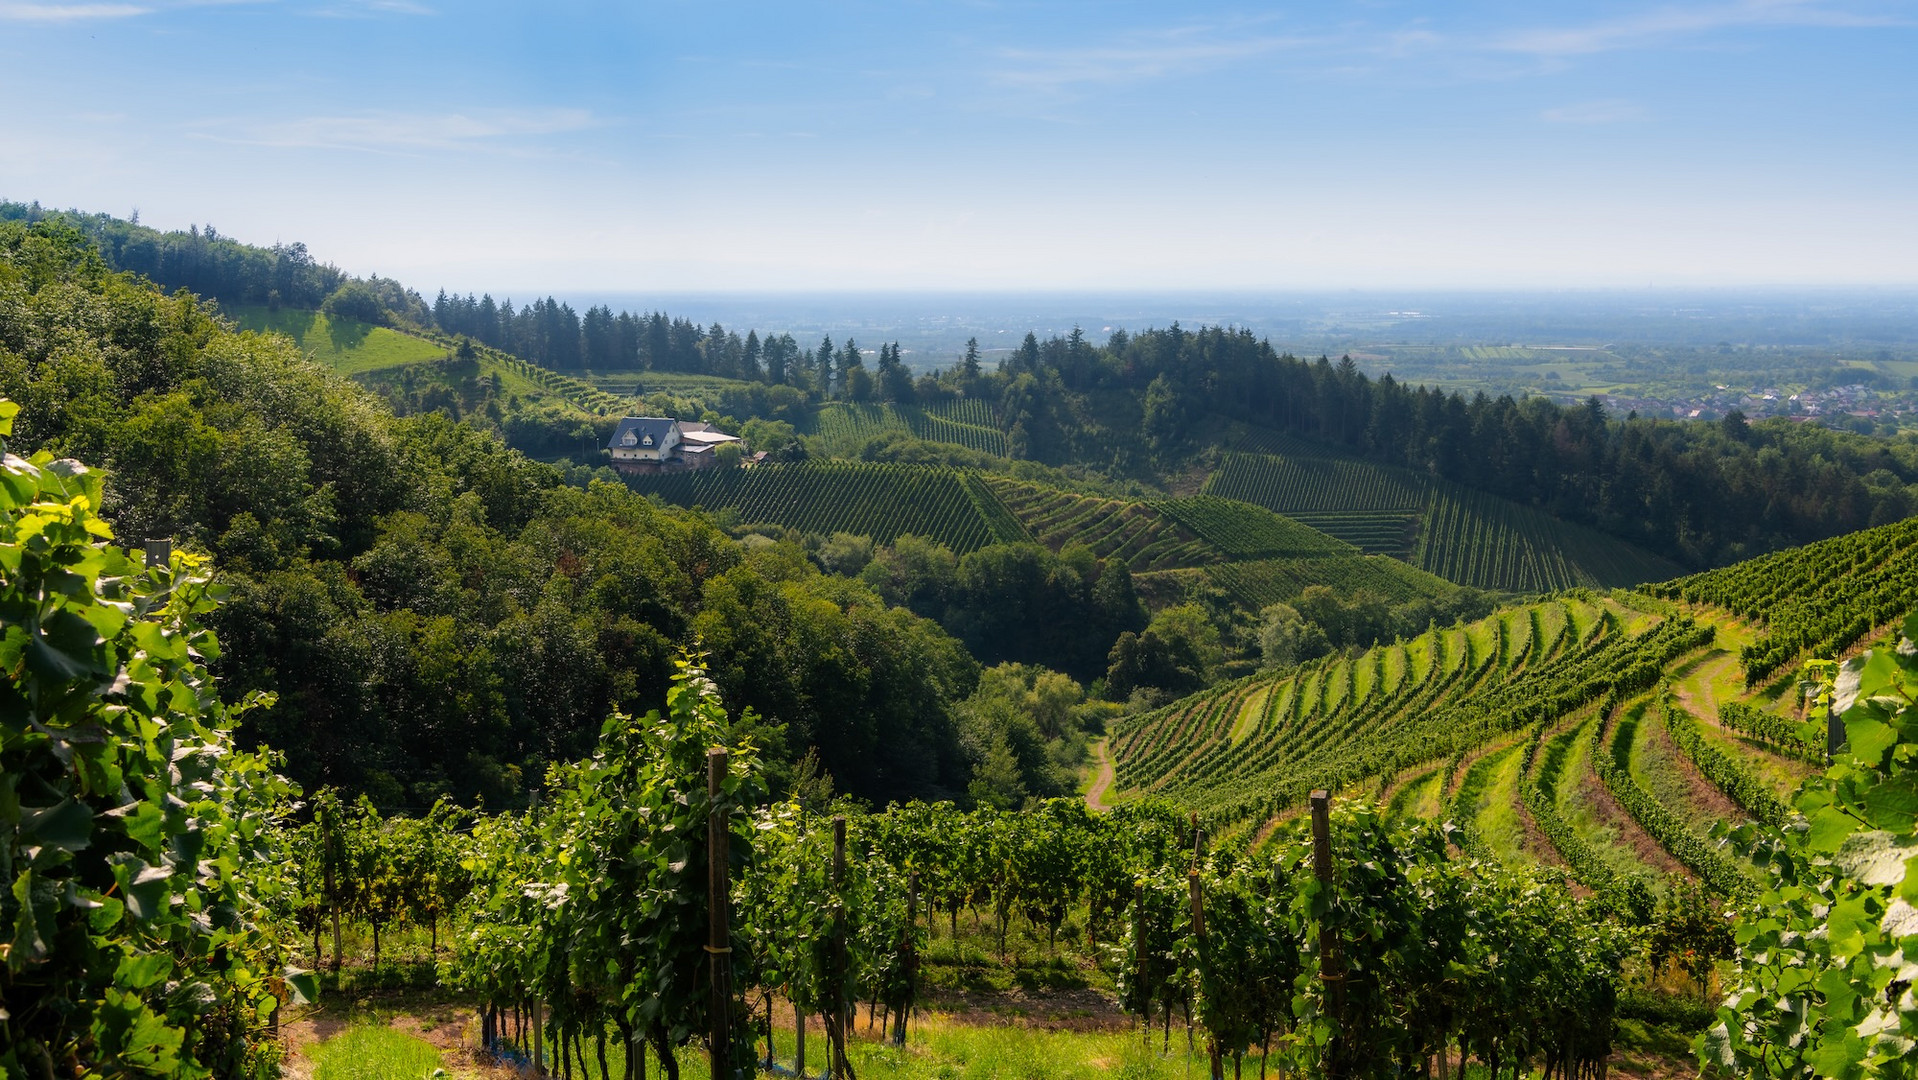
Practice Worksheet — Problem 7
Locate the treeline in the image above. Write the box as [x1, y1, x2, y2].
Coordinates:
[0, 200, 430, 324]
[430, 292, 938, 401]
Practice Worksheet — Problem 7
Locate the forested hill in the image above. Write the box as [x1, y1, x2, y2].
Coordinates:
[0, 216, 1006, 811]
[993, 327, 1918, 568]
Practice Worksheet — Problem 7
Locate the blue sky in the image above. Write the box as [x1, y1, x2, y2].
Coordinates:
[2, 1, 1914, 292]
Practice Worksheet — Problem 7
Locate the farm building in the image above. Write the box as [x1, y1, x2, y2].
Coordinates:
[607, 416, 741, 474]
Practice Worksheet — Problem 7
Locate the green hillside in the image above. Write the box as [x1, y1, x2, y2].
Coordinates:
[1107, 515, 1918, 894]
[228, 305, 619, 413]
[229, 305, 447, 373]
[639, 461, 1465, 616]
[629, 461, 1030, 553]
[1201, 552, 1455, 610]
[806, 399, 1009, 456]
[1205, 427, 1686, 592]
[984, 478, 1217, 571]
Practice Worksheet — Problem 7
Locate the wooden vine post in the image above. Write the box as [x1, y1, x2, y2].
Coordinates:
[830, 815, 850, 1080]
[319, 798, 341, 974]
[895, 870, 919, 1047]
[1310, 790, 1344, 1080]
[530, 789, 544, 1077]
[707, 748, 736, 1079]
[1191, 867, 1222, 1080]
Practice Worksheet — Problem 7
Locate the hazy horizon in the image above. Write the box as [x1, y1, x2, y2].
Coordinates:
[5, 1, 1915, 292]
[526, 288, 1918, 366]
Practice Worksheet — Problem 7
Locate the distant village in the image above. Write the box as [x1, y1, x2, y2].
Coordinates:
[1557, 383, 1918, 429]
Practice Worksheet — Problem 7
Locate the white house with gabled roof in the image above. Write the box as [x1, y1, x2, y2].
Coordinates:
[607, 416, 742, 474]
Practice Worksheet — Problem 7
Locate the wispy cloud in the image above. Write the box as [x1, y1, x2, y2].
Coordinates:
[1542, 99, 1650, 124]
[309, 0, 432, 17]
[990, 25, 1309, 93]
[193, 108, 598, 154]
[1495, 0, 1908, 57]
[0, 2, 149, 20]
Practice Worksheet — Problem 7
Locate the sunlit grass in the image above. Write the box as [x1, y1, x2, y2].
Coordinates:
[229, 306, 446, 374]
[309, 1025, 442, 1080]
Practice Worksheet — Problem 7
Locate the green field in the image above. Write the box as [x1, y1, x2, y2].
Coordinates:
[229, 306, 597, 409]
[229, 306, 448, 373]
[1204, 430, 1685, 592]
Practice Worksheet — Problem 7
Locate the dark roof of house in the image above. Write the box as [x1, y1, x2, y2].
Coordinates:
[608, 416, 679, 451]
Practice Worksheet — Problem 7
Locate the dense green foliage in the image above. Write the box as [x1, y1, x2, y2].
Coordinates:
[1709, 619, 1918, 1077]
[0, 218, 1001, 809]
[0, 397, 297, 1078]
[855, 534, 1150, 683]
[988, 326, 1918, 567]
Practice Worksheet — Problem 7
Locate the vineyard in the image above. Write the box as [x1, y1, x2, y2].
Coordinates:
[1110, 595, 1719, 833]
[1646, 514, 1918, 684]
[1108, 514, 1918, 922]
[14, 395, 1918, 1079]
[277, 588, 1918, 1078]
[1152, 494, 1356, 560]
[627, 461, 1030, 552]
[1200, 553, 1453, 611]
[806, 399, 1009, 457]
[1203, 433, 1685, 592]
[633, 457, 1464, 617]
[982, 478, 1216, 571]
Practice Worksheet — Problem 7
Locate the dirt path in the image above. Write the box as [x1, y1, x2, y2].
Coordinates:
[1084, 738, 1117, 811]
[1669, 648, 1738, 724]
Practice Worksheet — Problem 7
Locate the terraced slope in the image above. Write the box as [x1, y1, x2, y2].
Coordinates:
[1203, 428, 1686, 592]
[1647, 515, 1918, 685]
[987, 479, 1462, 608]
[628, 462, 1029, 552]
[1113, 595, 1713, 830]
[1106, 516, 1918, 896]
[806, 400, 1009, 456]
[985, 479, 1216, 571]
[1200, 554, 1454, 610]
